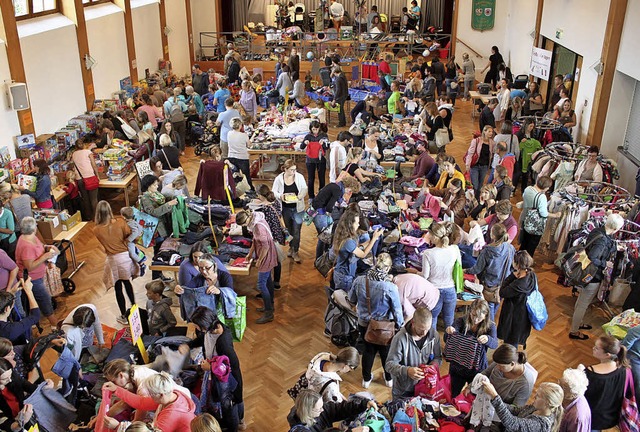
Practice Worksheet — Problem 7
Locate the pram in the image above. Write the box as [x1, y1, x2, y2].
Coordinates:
[187, 120, 205, 147]
[194, 122, 221, 156]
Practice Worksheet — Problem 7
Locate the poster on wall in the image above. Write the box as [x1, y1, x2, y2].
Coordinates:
[472, 0, 495, 31]
[530, 47, 553, 80]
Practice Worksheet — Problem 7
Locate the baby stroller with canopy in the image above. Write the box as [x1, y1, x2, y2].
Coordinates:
[194, 121, 220, 156]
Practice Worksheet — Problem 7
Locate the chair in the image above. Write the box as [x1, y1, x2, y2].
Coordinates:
[390, 16, 401, 33]
[294, 3, 305, 27]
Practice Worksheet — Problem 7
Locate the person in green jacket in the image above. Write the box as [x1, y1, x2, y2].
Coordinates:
[139, 175, 177, 280]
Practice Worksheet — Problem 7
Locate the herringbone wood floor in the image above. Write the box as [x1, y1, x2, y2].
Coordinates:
[40, 98, 614, 431]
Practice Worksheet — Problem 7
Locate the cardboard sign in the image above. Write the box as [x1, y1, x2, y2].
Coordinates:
[128, 304, 149, 363]
[530, 47, 553, 80]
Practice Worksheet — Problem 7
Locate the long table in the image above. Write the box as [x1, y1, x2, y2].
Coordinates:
[469, 90, 495, 119]
[149, 260, 253, 282]
[99, 172, 138, 207]
[248, 149, 306, 179]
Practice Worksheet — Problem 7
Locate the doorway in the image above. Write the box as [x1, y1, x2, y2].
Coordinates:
[540, 38, 583, 112]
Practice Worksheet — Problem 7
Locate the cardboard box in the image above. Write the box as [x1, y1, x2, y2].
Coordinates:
[61, 211, 81, 231]
[37, 215, 63, 241]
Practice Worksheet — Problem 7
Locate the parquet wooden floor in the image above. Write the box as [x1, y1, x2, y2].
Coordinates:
[39, 97, 612, 431]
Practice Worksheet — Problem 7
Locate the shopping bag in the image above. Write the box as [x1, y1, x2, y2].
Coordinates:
[526, 275, 548, 331]
[217, 296, 247, 342]
[609, 278, 632, 306]
[620, 368, 640, 432]
[453, 260, 464, 294]
[44, 263, 64, 297]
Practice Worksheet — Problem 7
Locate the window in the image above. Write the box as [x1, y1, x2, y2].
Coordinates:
[82, 0, 112, 5]
[14, 0, 59, 20]
[623, 80, 640, 161]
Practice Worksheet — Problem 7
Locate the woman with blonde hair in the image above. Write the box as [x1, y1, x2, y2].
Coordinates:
[287, 389, 376, 431]
[93, 200, 137, 325]
[422, 222, 461, 330]
[341, 147, 381, 183]
[349, 253, 404, 388]
[445, 299, 498, 395]
[466, 223, 516, 320]
[191, 414, 222, 432]
[469, 183, 497, 221]
[559, 368, 591, 432]
[482, 381, 565, 432]
[227, 116, 253, 191]
[493, 165, 515, 201]
[434, 155, 465, 190]
[306, 347, 361, 402]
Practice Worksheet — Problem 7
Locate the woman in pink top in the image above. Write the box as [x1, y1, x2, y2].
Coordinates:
[14, 217, 59, 326]
[236, 210, 278, 324]
[393, 273, 440, 322]
[103, 373, 195, 432]
[136, 94, 162, 128]
[71, 135, 101, 220]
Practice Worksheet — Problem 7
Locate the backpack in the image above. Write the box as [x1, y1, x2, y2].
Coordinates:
[169, 98, 185, 122]
[324, 290, 359, 348]
[287, 373, 335, 401]
[560, 233, 604, 288]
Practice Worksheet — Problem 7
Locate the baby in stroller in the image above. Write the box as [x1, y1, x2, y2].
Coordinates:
[194, 114, 220, 156]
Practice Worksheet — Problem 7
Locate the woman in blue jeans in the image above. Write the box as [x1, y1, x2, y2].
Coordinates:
[14, 217, 59, 327]
[421, 222, 461, 331]
[272, 159, 308, 264]
[464, 125, 496, 199]
[331, 211, 382, 293]
[569, 213, 623, 340]
[236, 211, 277, 324]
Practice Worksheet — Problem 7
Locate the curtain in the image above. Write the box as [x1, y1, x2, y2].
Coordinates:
[423, 0, 445, 30]
[233, 0, 250, 32]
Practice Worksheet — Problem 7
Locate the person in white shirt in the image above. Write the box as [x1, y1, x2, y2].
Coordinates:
[329, 131, 352, 183]
[329, 0, 345, 33]
[61, 304, 105, 360]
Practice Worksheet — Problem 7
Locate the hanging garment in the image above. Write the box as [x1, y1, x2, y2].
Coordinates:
[171, 196, 190, 238]
[550, 161, 576, 191]
[24, 382, 77, 431]
[469, 374, 495, 427]
[194, 160, 236, 201]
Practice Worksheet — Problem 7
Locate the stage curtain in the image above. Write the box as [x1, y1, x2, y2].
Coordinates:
[233, 0, 251, 32]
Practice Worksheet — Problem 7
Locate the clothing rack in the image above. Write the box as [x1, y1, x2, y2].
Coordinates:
[561, 181, 634, 208]
[544, 142, 590, 162]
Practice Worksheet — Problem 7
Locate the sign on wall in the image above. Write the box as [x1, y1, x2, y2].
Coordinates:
[472, 0, 496, 31]
[530, 47, 553, 80]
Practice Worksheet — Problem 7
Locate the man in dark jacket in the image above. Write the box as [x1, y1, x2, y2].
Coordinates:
[288, 48, 300, 76]
[332, 65, 349, 127]
[479, 98, 498, 131]
[431, 57, 445, 97]
[191, 64, 209, 96]
[226, 58, 241, 86]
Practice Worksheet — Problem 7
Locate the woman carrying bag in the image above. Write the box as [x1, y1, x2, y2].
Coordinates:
[465, 125, 496, 199]
[348, 253, 404, 389]
[273, 159, 308, 264]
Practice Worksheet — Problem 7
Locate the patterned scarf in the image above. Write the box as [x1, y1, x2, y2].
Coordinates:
[367, 267, 392, 282]
[146, 191, 166, 206]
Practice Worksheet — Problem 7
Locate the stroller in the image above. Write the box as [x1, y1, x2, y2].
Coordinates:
[324, 289, 359, 348]
[194, 118, 221, 156]
[187, 120, 205, 148]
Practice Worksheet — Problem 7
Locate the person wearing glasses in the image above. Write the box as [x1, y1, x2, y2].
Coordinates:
[273, 159, 308, 264]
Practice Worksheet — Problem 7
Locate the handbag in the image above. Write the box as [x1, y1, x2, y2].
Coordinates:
[467, 138, 480, 167]
[318, 224, 334, 244]
[620, 368, 639, 432]
[44, 263, 64, 297]
[314, 250, 335, 278]
[453, 260, 464, 294]
[522, 193, 547, 235]
[83, 175, 100, 191]
[364, 278, 396, 346]
[560, 233, 604, 288]
[526, 274, 548, 331]
[435, 127, 450, 148]
[117, 116, 138, 140]
[483, 256, 510, 304]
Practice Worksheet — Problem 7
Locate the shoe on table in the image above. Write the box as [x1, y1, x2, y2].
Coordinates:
[117, 315, 128, 325]
[362, 378, 372, 389]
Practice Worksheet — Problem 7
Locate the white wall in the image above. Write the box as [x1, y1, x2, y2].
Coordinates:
[503, 1, 537, 76]
[616, 0, 640, 82]
[86, 4, 130, 99]
[131, 1, 163, 80]
[19, 15, 86, 135]
[454, 0, 509, 68]
[539, 0, 610, 144]
[0, 41, 20, 160]
[165, 0, 191, 75]
[191, 0, 216, 60]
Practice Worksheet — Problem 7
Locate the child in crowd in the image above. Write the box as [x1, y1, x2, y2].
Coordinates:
[242, 114, 255, 137]
[313, 99, 328, 133]
[120, 206, 147, 276]
[145, 280, 177, 336]
[63, 171, 82, 215]
[186, 105, 200, 124]
[202, 117, 218, 148]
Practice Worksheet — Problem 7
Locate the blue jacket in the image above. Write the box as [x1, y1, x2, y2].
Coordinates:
[466, 242, 515, 288]
[349, 275, 404, 328]
[23, 174, 51, 204]
[622, 325, 640, 361]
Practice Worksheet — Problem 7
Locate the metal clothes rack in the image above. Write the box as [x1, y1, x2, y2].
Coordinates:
[561, 181, 634, 208]
[544, 142, 590, 162]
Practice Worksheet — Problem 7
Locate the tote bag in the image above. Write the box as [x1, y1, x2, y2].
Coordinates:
[435, 127, 450, 148]
[526, 275, 548, 331]
[453, 260, 464, 294]
[523, 193, 547, 235]
[216, 296, 247, 342]
[620, 368, 639, 432]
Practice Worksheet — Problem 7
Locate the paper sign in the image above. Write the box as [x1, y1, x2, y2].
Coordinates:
[128, 304, 149, 363]
[28, 425, 39, 432]
[530, 46, 553, 80]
